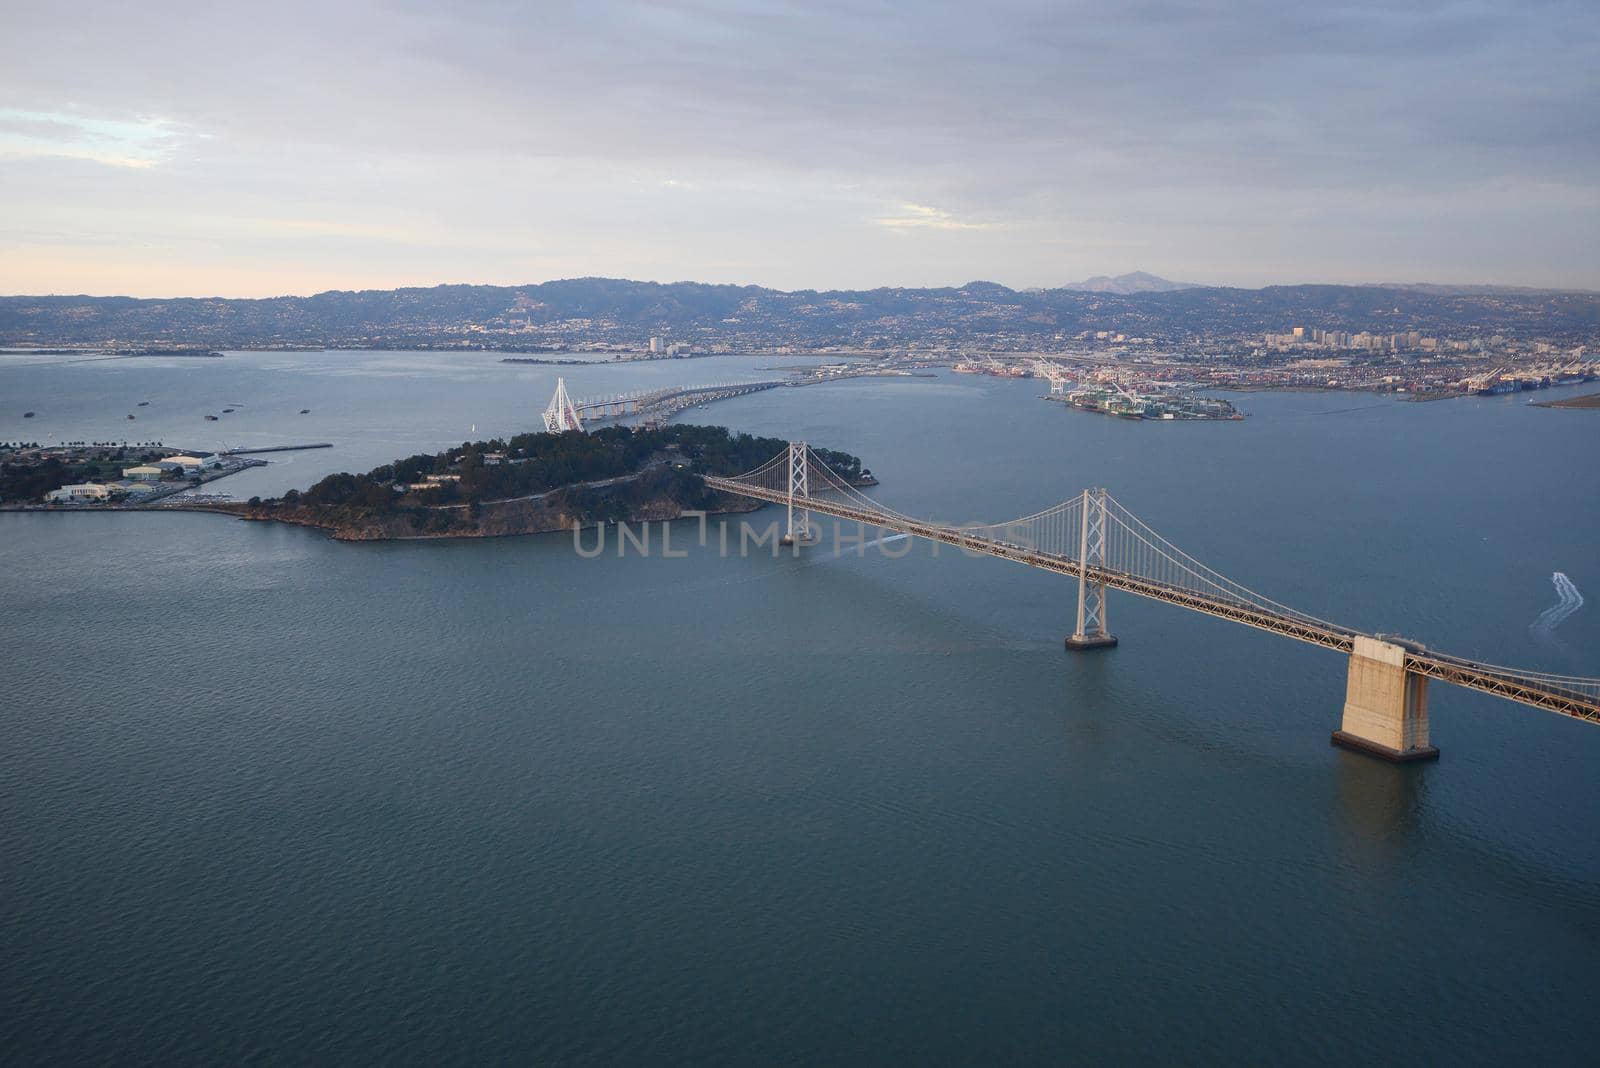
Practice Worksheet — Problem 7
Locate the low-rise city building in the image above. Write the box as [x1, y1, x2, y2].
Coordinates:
[44, 483, 112, 502]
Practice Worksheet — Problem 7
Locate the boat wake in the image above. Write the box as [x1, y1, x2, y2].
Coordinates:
[858, 532, 910, 554]
[1531, 572, 1584, 637]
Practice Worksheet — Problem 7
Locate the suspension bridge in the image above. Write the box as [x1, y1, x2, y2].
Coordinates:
[543, 377, 786, 432]
[704, 442, 1600, 762]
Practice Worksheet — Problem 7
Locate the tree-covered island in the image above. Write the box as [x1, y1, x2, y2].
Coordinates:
[230, 424, 870, 541]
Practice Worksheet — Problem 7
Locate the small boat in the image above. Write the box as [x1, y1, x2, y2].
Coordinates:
[23, 411, 35, 418]
[137, 401, 150, 406]
[300, 409, 311, 414]
[204, 414, 219, 421]
[222, 408, 234, 413]
[127, 414, 136, 420]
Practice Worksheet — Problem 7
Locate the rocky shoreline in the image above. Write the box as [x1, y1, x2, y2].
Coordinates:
[171, 489, 768, 542]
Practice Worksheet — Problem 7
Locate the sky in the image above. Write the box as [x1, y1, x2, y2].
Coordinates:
[2, 0, 1597, 297]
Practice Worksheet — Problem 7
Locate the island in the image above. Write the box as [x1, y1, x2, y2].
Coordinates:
[1046, 387, 1242, 420]
[216, 424, 869, 541]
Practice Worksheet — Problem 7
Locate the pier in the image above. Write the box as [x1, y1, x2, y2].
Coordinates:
[218, 443, 334, 455]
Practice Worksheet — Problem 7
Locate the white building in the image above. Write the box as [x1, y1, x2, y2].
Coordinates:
[156, 455, 206, 475]
[45, 483, 112, 502]
[123, 465, 165, 481]
[648, 336, 661, 353]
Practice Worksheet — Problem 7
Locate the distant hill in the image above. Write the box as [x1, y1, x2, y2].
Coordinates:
[1060, 271, 1199, 295]
[1, 277, 1594, 349]
[1366, 282, 1600, 297]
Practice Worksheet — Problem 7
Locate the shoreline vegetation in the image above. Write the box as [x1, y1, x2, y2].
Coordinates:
[1532, 391, 1600, 409]
[210, 425, 867, 542]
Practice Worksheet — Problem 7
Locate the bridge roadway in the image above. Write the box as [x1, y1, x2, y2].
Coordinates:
[703, 475, 1600, 725]
[575, 380, 786, 420]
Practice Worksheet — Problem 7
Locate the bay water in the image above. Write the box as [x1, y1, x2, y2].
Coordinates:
[3, 351, 1597, 1063]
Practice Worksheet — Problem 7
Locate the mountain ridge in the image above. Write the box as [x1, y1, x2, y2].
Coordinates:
[1059, 271, 1200, 294]
[2, 276, 1595, 347]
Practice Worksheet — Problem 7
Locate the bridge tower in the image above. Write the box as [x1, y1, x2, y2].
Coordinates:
[543, 378, 584, 433]
[1332, 636, 1439, 761]
[780, 441, 818, 546]
[1065, 487, 1118, 650]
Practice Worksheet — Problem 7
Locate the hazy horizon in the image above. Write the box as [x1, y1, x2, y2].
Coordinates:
[7, 271, 1600, 304]
[4, 1, 1597, 297]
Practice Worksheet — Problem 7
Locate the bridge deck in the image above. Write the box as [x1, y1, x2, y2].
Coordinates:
[703, 475, 1600, 725]
[575, 380, 786, 417]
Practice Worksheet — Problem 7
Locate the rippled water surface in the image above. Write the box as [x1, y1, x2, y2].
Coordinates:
[3, 352, 1598, 1063]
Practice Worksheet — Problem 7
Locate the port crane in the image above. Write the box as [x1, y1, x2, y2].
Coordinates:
[1032, 360, 1074, 395]
[1459, 366, 1505, 392]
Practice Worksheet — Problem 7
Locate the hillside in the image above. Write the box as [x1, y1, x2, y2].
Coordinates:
[226, 424, 863, 541]
[2, 277, 1595, 349]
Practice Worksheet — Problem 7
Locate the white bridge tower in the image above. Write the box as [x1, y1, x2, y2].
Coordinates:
[780, 440, 818, 546]
[1066, 487, 1117, 649]
[543, 377, 584, 433]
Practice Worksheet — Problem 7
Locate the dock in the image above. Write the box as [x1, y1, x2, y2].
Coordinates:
[218, 443, 333, 455]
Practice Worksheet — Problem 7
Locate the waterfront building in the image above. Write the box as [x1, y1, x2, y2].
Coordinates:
[44, 483, 112, 502]
[123, 465, 164, 481]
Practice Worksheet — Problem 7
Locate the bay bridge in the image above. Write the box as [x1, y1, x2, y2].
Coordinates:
[540, 367, 925, 433]
[704, 442, 1600, 762]
[543, 376, 786, 432]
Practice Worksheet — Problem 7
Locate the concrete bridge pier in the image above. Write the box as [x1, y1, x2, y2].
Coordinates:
[1331, 636, 1439, 762]
[1064, 630, 1118, 651]
[1064, 573, 1116, 650]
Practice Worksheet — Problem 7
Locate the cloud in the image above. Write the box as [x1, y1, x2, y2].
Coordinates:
[873, 203, 996, 232]
[0, 108, 185, 169]
[0, 1, 1595, 294]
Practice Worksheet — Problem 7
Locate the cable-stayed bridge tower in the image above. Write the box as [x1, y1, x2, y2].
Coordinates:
[542, 378, 584, 433]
